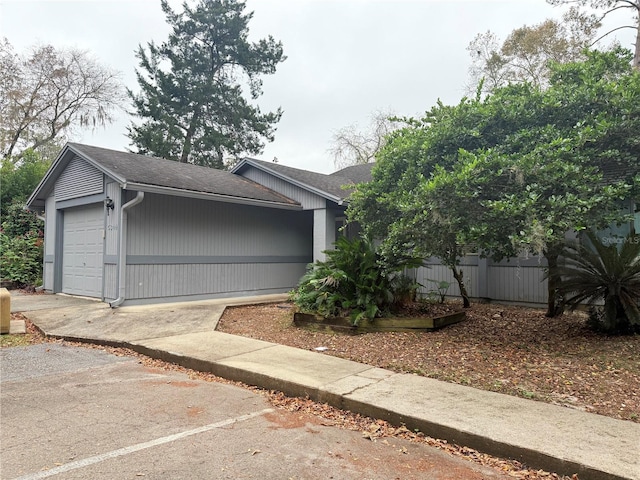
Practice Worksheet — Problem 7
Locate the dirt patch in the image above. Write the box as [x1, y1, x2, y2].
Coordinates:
[218, 301, 640, 423]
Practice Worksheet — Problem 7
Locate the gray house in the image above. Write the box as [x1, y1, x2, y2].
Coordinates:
[27, 143, 370, 306]
[29, 142, 637, 308]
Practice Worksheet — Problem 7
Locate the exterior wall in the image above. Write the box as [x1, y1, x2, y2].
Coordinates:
[486, 261, 548, 305]
[417, 255, 548, 306]
[55, 156, 103, 201]
[239, 168, 326, 209]
[42, 193, 57, 290]
[103, 181, 121, 301]
[313, 209, 337, 262]
[43, 155, 106, 294]
[123, 193, 312, 303]
[417, 259, 479, 299]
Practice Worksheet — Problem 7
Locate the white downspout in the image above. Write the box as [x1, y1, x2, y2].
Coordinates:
[110, 191, 144, 308]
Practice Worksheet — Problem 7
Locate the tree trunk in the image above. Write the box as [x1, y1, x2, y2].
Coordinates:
[451, 266, 471, 308]
[545, 246, 563, 317]
[180, 109, 200, 163]
[634, 15, 640, 70]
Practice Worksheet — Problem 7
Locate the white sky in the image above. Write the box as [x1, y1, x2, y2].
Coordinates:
[0, 0, 635, 173]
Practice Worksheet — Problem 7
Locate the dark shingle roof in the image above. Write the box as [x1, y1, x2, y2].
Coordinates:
[68, 144, 299, 206]
[330, 163, 374, 184]
[237, 158, 373, 201]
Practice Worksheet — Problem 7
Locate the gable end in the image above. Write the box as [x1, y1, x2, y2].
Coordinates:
[55, 156, 104, 201]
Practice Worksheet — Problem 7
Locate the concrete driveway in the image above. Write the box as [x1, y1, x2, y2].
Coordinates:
[9, 292, 284, 343]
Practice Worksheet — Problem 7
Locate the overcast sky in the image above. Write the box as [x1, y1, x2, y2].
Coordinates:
[1, 0, 635, 173]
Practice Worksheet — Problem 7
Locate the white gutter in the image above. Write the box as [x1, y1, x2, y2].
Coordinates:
[110, 192, 144, 308]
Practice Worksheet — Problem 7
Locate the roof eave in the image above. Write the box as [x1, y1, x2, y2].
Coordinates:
[26, 143, 127, 210]
[123, 182, 303, 210]
[25, 144, 70, 209]
[66, 143, 127, 185]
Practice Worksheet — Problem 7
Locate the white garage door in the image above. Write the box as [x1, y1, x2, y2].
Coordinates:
[62, 204, 104, 297]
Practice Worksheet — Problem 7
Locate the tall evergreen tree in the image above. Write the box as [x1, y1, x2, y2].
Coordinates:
[127, 0, 285, 168]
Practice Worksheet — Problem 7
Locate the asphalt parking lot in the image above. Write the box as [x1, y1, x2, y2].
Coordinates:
[1, 343, 510, 480]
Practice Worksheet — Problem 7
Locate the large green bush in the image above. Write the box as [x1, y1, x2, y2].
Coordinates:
[0, 202, 43, 287]
[292, 236, 419, 325]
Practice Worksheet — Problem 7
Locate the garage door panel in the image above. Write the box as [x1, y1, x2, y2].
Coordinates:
[62, 204, 104, 297]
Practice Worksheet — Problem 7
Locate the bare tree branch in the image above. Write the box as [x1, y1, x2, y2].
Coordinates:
[329, 110, 403, 169]
[0, 38, 126, 161]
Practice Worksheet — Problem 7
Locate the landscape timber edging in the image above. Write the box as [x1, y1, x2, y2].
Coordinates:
[293, 310, 466, 333]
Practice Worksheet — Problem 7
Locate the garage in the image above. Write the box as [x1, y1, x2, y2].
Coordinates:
[62, 204, 104, 297]
[27, 143, 360, 305]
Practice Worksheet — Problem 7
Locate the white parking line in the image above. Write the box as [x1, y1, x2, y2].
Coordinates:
[12, 408, 274, 480]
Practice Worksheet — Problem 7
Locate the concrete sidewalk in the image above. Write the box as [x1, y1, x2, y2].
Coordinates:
[10, 293, 640, 480]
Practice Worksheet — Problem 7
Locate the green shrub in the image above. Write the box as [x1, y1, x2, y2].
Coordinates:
[552, 231, 640, 334]
[0, 202, 43, 287]
[292, 236, 420, 325]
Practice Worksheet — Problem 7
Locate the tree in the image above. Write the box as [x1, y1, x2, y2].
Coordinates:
[547, 0, 640, 69]
[329, 110, 402, 169]
[0, 149, 50, 217]
[127, 0, 285, 168]
[0, 38, 125, 162]
[348, 102, 488, 308]
[467, 9, 599, 94]
[349, 49, 639, 317]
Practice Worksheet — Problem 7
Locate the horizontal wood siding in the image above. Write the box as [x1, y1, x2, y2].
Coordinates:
[240, 168, 326, 210]
[125, 193, 312, 300]
[55, 156, 103, 201]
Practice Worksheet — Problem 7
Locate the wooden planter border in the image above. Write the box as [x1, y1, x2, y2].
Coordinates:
[293, 310, 465, 334]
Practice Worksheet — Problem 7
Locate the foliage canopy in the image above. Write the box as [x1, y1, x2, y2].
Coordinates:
[348, 49, 640, 316]
[128, 0, 285, 168]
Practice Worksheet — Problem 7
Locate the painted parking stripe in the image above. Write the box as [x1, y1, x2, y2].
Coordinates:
[12, 408, 274, 480]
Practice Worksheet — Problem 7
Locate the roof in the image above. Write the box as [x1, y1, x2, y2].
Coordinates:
[232, 158, 373, 203]
[330, 163, 374, 184]
[28, 143, 301, 210]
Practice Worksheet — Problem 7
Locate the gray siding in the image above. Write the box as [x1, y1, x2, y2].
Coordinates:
[487, 263, 548, 304]
[124, 193, 312, 302]
[103, 264, 117, 301]
[240, 168, 326, 210]
[43, 193, 57, 290]
[418, 262, 479, 298]
[55, 156, 103, 201]
[104, 181, 120, 257]
[103, 181, 121, 301]
[417, 255, 548, 306]
[125, 263, 305, 300]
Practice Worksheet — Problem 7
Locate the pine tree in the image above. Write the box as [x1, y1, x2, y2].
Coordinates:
[128, 0, 285, 168]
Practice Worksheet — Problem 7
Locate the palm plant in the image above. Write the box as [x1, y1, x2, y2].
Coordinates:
[551, 232, 640, 334]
